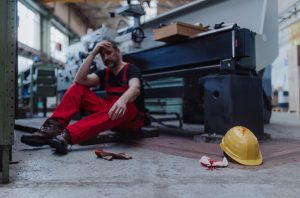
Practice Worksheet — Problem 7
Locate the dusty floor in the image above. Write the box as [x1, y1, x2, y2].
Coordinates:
[1, 112, 300, 198]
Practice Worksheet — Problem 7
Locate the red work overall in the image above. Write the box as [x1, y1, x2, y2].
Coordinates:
[49, 63, 144, 144]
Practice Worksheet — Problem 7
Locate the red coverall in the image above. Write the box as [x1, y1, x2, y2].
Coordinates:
[49, 63, 144, 144]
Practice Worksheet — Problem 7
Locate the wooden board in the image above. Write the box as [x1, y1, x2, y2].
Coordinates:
[153, 22, 208, 43]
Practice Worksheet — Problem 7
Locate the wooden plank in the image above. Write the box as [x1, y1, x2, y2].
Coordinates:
[153, 22, 208, 43]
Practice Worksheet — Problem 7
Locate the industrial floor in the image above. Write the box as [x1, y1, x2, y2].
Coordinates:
[1, 112, 300, 198]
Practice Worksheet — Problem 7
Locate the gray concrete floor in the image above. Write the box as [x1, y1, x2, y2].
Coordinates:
[1, 112, 300, 198]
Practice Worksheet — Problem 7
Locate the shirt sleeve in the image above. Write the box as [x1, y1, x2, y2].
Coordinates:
[126, 64, 142, 80]
[94, 69, 105, 85]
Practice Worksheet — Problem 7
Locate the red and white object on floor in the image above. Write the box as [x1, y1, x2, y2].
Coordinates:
[199, 156, 228, 170]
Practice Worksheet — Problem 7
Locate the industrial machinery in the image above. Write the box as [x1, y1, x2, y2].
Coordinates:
[57, 0, 278, 137]
[124, 25, 264, 136]
[122, 0, 278, 137]
[19, 63, 57, 117]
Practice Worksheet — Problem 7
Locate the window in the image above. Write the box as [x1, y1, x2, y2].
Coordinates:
[18, 2, 40, 50]
[18, 56, 33, 73]
[50, 26, 69, 62]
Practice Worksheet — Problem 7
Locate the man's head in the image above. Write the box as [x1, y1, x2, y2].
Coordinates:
[99, 39, 121, 69]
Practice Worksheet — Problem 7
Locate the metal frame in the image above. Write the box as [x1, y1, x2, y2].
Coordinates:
[124, 26, 265, 136]
[0, 0, 17, 184]
[124, 27, 256, 75]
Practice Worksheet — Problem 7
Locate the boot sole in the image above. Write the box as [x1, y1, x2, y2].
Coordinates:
[21, 135, 51, 147]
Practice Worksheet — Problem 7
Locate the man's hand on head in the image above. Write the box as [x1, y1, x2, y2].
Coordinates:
[108, 98, 127, 120]
[92, 40, 113, 56]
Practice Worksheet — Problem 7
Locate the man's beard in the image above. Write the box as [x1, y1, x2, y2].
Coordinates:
[106, 60, 117, 69]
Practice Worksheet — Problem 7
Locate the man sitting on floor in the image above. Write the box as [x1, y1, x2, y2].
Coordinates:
[21, 39, 145, 154]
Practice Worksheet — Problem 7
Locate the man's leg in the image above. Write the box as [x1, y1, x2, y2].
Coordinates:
[67, 102, 139, 144]
[50, 82, 108, 127]
[21, 83, 106, 147]
[49, 102, 140, 154]
[112, 111, 145, 133]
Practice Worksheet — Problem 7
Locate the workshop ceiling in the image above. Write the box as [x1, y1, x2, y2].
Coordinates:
[43, 0, 195, 29]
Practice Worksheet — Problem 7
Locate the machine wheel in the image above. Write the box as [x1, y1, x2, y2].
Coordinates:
[131, 27, 145, 43]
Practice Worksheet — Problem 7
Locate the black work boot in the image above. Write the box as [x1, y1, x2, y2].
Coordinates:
[21, 119, 64, 147]
[49, 130, 71, 155]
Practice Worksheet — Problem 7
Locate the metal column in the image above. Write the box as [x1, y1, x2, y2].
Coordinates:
[41, 16, 51, 57]
[0, 0, 17, 184]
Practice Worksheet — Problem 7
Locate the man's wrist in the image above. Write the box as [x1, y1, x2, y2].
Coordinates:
[89, 51, 97, 57]
[118, 97, 128, 105]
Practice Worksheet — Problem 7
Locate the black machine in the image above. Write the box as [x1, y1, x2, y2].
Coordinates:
[123, 25, 266, 137]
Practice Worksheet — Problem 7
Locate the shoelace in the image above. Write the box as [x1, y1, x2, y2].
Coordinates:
[39, 121, 54, 133]
[39, 120, 60, 134]
[39, 125, 49, 133]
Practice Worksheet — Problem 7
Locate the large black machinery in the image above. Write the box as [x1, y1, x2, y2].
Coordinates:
[124, 25, 265, 137]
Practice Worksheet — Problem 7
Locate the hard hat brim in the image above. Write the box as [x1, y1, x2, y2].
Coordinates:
[220, 142, 263, 166]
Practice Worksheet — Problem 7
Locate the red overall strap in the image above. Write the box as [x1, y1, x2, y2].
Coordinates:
[105, 66, 110, 89]
[122, 63, 129, 83]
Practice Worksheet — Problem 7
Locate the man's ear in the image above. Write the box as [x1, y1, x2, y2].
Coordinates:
[115, 48, 121, 55]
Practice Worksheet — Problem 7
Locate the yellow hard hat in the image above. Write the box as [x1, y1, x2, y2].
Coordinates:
[220, 126, 263, 166]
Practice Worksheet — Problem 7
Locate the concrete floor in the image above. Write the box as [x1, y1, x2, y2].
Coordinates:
[1, 112, 300, 198]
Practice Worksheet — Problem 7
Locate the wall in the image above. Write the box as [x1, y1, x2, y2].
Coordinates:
[47, 3, 87, 36]
[278, 0, 298, 14]
[272, 28, 289, 90]
[272, 0, 300, 91]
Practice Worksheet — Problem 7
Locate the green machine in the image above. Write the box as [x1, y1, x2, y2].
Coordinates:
[19, 63, 57, 117]
[0, 0, 17, 184]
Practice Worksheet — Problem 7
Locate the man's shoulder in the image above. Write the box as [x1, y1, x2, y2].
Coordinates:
[127, 63, 141, 73]
[127, 63, 139, 69]
[126, 63, 141, 76]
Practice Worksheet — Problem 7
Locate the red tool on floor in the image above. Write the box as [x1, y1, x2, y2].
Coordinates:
[95, 149, 132, 161]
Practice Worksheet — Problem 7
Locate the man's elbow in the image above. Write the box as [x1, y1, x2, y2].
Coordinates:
[74, 78, 81, 84]
[135, 87, 141, 96]
[74, 77, 85, 85]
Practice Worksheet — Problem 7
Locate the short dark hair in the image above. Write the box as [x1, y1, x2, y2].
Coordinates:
[102, 37, 119, 50]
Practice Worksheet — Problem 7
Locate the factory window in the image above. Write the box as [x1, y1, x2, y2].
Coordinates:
[18, 56, 33, 73]
[17, 2, 40, 50]
[50, 26, 69, 62]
